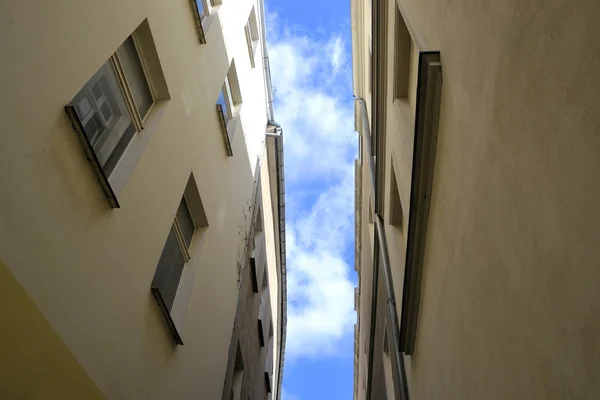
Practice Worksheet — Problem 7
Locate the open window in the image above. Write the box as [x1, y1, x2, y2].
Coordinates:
[65, 19, 168, 208]
[150, 174, 208, 345]
[244, 6, 260, 68]
[216, 60, 242, 156]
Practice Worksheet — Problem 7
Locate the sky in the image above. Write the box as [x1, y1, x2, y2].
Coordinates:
[264, 0, 358, 399]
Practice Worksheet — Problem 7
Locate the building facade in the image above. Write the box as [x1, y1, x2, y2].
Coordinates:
[352, 0, 600, 399]
[0, 0, 286, 399]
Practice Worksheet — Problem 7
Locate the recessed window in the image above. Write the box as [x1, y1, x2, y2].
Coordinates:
[258, 276, 270, 347]
[230, 343, 244, 400]
[216, 60, 242, 156]
[394, 5, 411, 100]
[245, 7, 260, 68]
[388, 163, 403, 228]
[190, 0, 221, 43]
[250, 205, 264, 293]
[151, 174, 208, 345]
[65, 21, 165, 208]
[264, 321, 274, 393]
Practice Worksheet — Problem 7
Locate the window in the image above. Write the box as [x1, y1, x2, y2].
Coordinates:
[68, 36, 155, 178]
[190, 0, 213, 44]
[257, 273, 269, 347]
[264, 321, 274, 393]
[230, 343, 244, 400]
[250, 205, 264, 293]
[151, 174, 208, 345]
[394, 6, 412, 99]
[388, 162, 403, 228]
[245, 7, 260, 68]
[216, 60, 242, 156]
[65, 21, 166, 208]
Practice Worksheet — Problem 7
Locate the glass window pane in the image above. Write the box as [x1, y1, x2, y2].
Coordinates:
[117, 37, 154, 119]
[70, 61, 134, 176]
[196, 0, 206, 18]
[177, 198, 195, 248]
[92, 65, 134, 169]
[217, 89, 230, 124]
[76, 97, 93, 118]
[83, 116, 101, 140]
[152, 227, 186, 312]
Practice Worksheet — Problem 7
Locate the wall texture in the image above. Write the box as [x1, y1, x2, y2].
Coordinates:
[0, 0, 275, 398]
[353, 0, 600, 399]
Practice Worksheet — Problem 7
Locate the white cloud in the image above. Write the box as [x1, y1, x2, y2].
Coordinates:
[268, 14, 357, 358]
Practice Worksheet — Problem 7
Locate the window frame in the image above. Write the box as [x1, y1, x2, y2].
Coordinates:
[216, 61, 242, 157]
[393, 5, 412, 100]
[65, 30, 158, 208]
[190, 0, 215, 44]
[244, 10, 259, 68]
[151, 195, 197, 345]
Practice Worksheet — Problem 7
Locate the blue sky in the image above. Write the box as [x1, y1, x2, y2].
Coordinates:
[265, 0, 357, 399]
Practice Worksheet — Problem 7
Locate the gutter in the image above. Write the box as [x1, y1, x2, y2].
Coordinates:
[258, 0, 287, 397]
[265, 121, 286, 400]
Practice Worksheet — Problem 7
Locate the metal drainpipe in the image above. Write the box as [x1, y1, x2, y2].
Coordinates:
[355, 97, 409, 400]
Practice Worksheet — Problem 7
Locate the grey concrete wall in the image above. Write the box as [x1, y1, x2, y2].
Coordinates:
[221, 233, 271, 400]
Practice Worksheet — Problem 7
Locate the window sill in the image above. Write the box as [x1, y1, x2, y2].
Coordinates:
[190, 2, 219, 44]
[151, 287, 184, 345]
[64, 106, 120, 208]
[217, 106, 241, 157]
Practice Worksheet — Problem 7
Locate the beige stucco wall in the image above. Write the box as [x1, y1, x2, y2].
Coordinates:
[354, 0, 600, 399]
[0, 0, 276, 398]
[0, 258, 106, 400]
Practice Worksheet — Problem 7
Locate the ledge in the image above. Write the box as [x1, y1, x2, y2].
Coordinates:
[151, 287, 184, 345]
[400, 51, 442, 355]
[64, 106, 120, 209]
[216, 105, 233, 156]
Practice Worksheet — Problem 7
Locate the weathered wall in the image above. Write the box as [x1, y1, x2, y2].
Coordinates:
[222, 144, 280, 400]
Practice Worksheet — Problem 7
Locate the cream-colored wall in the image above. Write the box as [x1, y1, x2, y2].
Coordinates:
[219, 0, 269, 175]
[0, 258, 106, 400]
[260, 140, 283, 397]
[401, 0, 600, 398]
[0, 0, 274, 398]
[354, 0, 600, 399]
